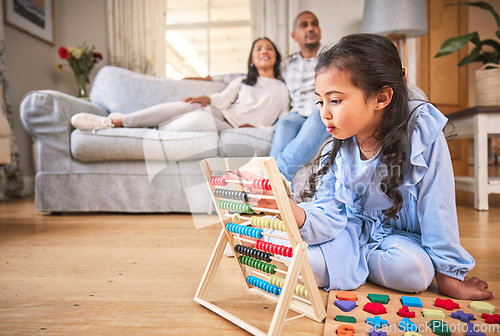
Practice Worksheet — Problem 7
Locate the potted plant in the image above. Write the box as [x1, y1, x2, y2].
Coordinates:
[434, 1, 500, 105]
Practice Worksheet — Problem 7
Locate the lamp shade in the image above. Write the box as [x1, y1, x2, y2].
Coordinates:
[362, 0, 428, 38]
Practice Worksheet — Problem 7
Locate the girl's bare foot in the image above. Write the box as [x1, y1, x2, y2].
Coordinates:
[435, 272, 494, 300]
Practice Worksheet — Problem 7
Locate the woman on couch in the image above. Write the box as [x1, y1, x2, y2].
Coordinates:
[71, 37, 290, 132]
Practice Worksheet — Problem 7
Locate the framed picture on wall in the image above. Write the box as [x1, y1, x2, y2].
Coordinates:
[3, 0, 54, 45]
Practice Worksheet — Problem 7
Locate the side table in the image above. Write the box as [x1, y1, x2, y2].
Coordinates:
[447, 106, 500, 210]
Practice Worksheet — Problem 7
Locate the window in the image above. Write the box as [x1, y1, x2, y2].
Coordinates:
[165, 0, 251, 79]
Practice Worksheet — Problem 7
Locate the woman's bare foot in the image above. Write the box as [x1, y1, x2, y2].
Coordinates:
[435, 272, 494, 300]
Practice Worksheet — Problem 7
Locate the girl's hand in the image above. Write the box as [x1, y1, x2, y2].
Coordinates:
[181, 95, 211, 107]
[435, 272, 494, 300]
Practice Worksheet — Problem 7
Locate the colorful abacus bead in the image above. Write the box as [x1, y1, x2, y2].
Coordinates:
[255, 240, 293, 258]
[268, 275, 309, 298]
[218, 200, 254, 214]
[209, 176, 228, 186]
[250, 216, 286, 231]
[238, 255, 277, 274]
[246, 276, 281, 296]
[252, 178, 272, 191]
[213, 188, 249, 202]
[234, 244, 272, 262]
[226, 223, 263, 239]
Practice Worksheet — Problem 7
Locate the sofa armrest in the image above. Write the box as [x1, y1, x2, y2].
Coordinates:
[20, 90, 108, 171]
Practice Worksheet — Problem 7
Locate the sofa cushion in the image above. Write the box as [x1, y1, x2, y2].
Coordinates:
[71, 128, 220, 162]
[219, 127, 274, 157]
[90, 66, 227, 114]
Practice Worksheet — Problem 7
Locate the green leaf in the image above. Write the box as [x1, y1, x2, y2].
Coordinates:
[480, 38, 500, 50]
[457, 43, 484, 66]
[434, 32, 480, 57]
[446, 2, 500, 29]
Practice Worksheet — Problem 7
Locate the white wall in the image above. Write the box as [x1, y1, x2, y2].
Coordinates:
[296, 0, 365, 50]
[3, 0, 108, 194]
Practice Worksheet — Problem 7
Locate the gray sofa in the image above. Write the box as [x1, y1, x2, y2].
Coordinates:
[21, 66, 278, 213]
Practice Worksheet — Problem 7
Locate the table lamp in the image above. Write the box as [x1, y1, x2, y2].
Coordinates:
[362, 0, 428, 62]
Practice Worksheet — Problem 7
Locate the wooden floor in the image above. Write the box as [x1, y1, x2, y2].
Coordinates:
[0, 196, 499, 335]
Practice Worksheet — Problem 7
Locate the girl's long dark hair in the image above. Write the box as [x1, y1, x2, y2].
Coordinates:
[243, 37, 282, 86]
[301, 33, 410, 220]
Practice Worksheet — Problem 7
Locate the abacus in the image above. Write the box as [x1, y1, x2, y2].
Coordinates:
[194, 157, 326, 336]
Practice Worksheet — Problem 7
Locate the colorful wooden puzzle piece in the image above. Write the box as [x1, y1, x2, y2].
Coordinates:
[334, 300, 356, 312]
[435, 298, 460, 310]
[337, 291, 357, 301]
[366, 315, 388, 329]
[336, 324, 354, 336]
[335, 315, 356, 323]
[481, 313, 500, 324]
[422, 308, 446, 319]
[466, 322, 486, 336]
[324, 290, 499, 336]
[398, 305, 416, 318]
[428, 320, 451, 336]
[368, 293, 390, 304]
[401, 296, 423, 308]
[369, 331, 387, 336]
[398, 317, 418, 332]
[470, 301, 496, 314]
[451, 310, 476, 323]
[363, 302, 387, 315]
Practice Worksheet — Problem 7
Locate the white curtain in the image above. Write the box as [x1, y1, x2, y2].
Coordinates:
[250, 0, 298, 57]
[106, 0, 166, 76]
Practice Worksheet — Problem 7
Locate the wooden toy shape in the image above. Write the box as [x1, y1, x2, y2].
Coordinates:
[335, 300, 356, 312]
[337, 324, 355, 336]
[363, 302, 387, 315]
[403, 332, 422, 336]
[422, 308, 446, 319]
[335, 315, 357, 323]
[398, 305, 416, 318]
[451, 310, 476, 323]
[466, 322, 487, 336]
[194, 158, 326, 336]
[337, 291, 357, 301]
[428, 320, 451, 336]
[368, 293, 390, 304]
[470, 301, 496, 314]
[369, 330, 387, 336]
[398, 317, 418, 332]
[435, 298, 460, 311]
[401, 296, 423, 308]
[481, 313, 500, 324]
[366, 315, 388, 329]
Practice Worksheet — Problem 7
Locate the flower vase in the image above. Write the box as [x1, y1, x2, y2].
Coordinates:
[75, 74, 89, 98]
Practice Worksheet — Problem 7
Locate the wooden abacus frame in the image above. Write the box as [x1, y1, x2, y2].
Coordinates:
[194, 157, 326, 336]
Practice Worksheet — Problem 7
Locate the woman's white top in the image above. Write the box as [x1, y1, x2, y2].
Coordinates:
[209, 76, 290, 128]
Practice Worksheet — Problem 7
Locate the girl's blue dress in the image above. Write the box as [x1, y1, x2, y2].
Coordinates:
[298, 101, 475, 290]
